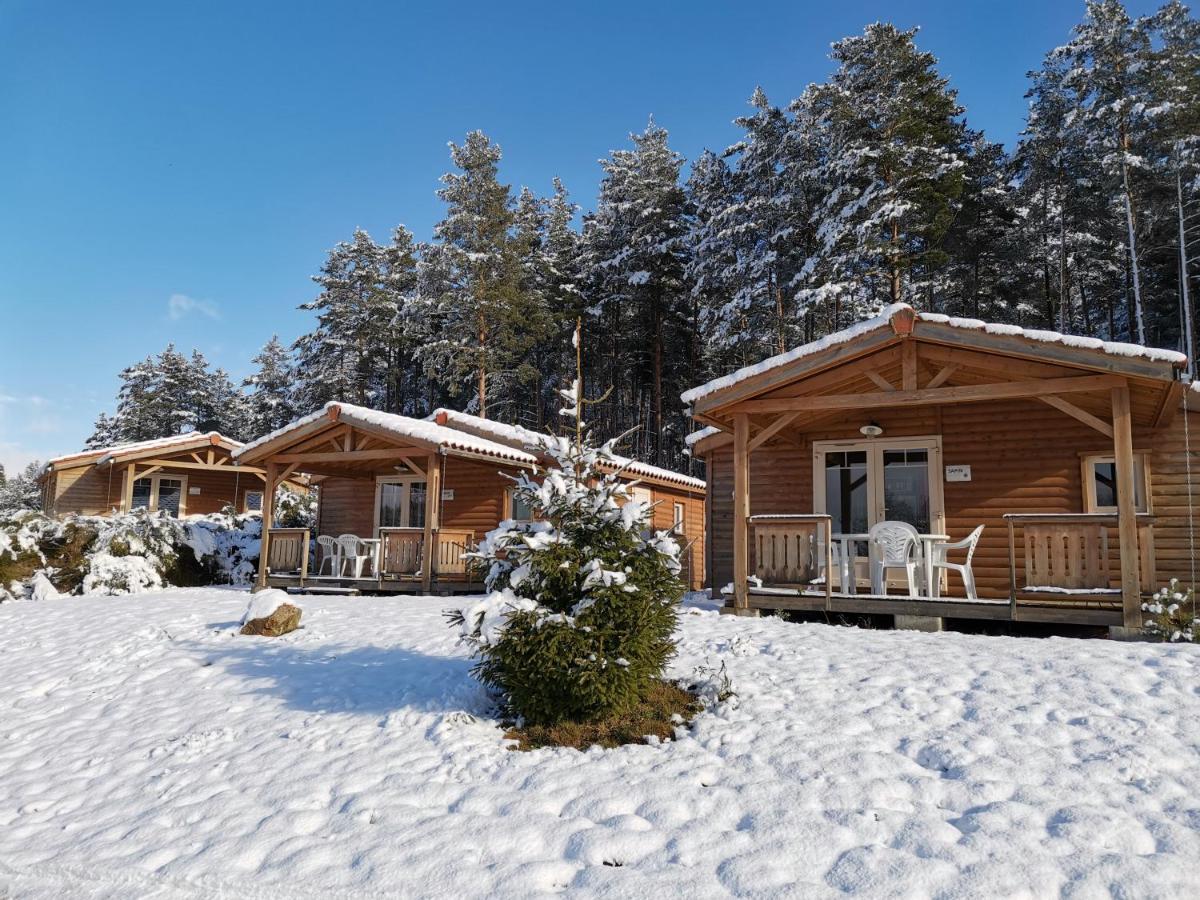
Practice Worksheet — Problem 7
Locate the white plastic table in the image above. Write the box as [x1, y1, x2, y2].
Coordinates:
[358, 538, 381, 578]
[832, 532, 950, 597]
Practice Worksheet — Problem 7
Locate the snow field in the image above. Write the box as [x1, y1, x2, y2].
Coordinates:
[1, 588, 1199, 897]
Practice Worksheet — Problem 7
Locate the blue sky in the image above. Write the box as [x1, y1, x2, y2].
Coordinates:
[0, 0, 1163, 474]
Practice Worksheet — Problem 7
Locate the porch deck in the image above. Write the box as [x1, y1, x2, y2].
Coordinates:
[732, 513, 1148, 628]
[731, 587, 1124, 627]
[265, 573, 485, 596]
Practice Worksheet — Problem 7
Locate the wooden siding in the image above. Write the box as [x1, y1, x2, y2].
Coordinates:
[706, 399, 1199, 598]
[50, 454, 261, 517]
[316, 457, 708, 591]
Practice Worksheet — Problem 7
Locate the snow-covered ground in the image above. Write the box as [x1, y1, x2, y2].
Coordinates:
[2, 589, 1200, 898]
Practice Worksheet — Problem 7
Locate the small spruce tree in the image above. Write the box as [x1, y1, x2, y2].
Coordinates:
[455, 323, 684, 725]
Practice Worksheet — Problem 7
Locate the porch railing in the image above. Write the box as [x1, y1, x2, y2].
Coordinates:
[378, 527, 477, 579]
[750, 514, 833, 607]
[1004, 513, 1156, 601]
[266, 528, 310, 578]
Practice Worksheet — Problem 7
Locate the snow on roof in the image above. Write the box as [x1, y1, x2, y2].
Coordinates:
[681, 303, 1187, 406]
[234, 402, 538, 466]
[432, 408, 707, 491]
[45, 431, 238, 470]
[685, 426, 722, 449]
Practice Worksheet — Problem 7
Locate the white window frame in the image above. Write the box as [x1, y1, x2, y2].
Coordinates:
[1081, 453, 1151, 514]
[672, 501, 686, 535]
[243, 490, 265, 515]
[812, 436, 945, 534]
[129, 473, 189, 517]
[374, 475, 427, 533]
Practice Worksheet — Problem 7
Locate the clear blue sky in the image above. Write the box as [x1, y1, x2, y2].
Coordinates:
[0, 0, 1163, 474]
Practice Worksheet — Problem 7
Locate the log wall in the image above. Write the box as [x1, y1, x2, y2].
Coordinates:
[705, 399, 1200, 598]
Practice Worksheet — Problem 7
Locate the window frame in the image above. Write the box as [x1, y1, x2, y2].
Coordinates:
[373, 475, 428, 533]
[812, 436, 945, 535]
[1081, 452, 1151, 514]
[128, 472, 189, 517]
[243, 490, 265, 515]
[672, 501, 686, 535]
[505, 487, 538, 523]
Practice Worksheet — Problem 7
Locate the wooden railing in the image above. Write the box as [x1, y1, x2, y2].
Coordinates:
[1005, 514, 1156, 600]
[750, 515, 833, 606]
[266, 528, 310, 578]
[378, 527, 477, 579]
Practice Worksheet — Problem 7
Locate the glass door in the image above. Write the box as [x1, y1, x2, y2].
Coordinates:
[375, 478, 427, 531]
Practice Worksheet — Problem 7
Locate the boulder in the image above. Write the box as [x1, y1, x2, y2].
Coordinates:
[240, 602, 302, 636]
[240, 589, 302, 636]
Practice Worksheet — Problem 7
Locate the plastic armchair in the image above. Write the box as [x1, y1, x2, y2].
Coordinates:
[930, 525, 984, 600]
[315, 535, 338, 577]
[337, 534, 370, 579]
[868, 521, 922, 596]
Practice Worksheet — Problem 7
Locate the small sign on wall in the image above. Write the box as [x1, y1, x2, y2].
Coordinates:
[945, 465, 972, 483]
[442, 489, 455, 501]
[188, 486, 201, 495]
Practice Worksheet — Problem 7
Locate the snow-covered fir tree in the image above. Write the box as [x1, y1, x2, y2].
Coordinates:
[798, 24, 966, 320]
[454, 335, 683, 726]
[581, 119, 692, 466]
[243, 336, 299, 435]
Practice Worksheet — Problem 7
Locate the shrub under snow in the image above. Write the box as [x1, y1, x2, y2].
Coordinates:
[455, 382, 684, 726]
[1142, 578, 1200, 642]
[0, 508, 265, 601]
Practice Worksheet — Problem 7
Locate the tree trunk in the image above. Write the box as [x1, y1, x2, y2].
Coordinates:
[652, 296, 663, 466]
[1120, 144, 1146, 343]
[890, 219, 902, 303]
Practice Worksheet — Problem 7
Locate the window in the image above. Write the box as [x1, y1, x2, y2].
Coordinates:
[509, 490, 537, 522]
[128, 474, 187, 517]
[673, 501, 686, 535]
[375, 477, 427, 531]
[1083, 454, 1149, 513]
[244, 490, 264, 514]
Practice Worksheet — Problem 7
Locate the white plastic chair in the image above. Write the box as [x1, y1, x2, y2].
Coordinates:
[315, 535, 338, 577]
[337, 534, 370, 579]
[930, 525, 984, 600]
[816, 538, 847, 592]
[868, 521, 922, 596]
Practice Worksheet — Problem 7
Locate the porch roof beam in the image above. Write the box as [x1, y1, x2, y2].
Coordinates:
[133, 458, 267, 475]
[272, 448, 422, 464]
[724, 373, 1125, 416]
[1040, 395, 1113, 437]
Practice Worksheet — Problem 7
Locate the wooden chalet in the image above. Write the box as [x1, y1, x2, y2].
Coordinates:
[235, 403, 706, 595]
[38, 432, 287, 518]
[684, 303, 1199, 634]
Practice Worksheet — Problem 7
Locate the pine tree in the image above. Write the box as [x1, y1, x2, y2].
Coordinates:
[581, 119, 691, 466]
[1056, 0, 1156, 342]
[420, 131, 535, 418]
[454, 334, 683, 726]
[0, 461, 44, 512]
[244, 336, 299, 435]
[798, 24, 966, 318]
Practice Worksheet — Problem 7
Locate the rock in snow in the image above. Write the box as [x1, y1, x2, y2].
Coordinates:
[1, 588, 1200, 897]
[240, 589, 301, 636]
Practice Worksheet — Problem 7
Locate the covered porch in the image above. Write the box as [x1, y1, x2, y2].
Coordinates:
[685, 305, 1191, 633]
[233, 403, 538, 594]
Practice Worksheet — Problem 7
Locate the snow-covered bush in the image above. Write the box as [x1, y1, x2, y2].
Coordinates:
[275, 486, 317, 529]
[1142, 579, 1200, 642]
[0, 508, 263, 600]
[454, 381, 684, 726]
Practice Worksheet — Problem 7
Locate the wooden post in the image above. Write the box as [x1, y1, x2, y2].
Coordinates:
[120, 465, 131, 512]
[1111, 385, 1142, 631]
[421, 453, 438, 594]
[901, 339, 918, 391]
[732, 413, 750, 610]
[256, 462, 277, 592]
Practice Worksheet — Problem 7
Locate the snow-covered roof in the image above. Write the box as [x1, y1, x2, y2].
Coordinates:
[44, 432, 239, 471]
[681, 303, 1188, 406]
[234, 402, 538, 467]
[685, 426, 722, 449]
[432, 408, 707, 491]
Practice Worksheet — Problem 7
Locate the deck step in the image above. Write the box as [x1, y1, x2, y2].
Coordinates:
[287, 585, 360, 596]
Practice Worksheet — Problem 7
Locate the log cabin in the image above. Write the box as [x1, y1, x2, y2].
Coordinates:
[38, 432, 280, 518]
[234, 403, 706, 594]
[684, 303, 1200, 636]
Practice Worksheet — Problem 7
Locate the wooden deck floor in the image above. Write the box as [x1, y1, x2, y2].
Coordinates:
[734, 588, 1124, 627]
[266, 574, 485, 596]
